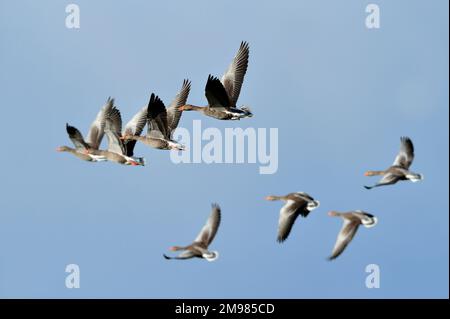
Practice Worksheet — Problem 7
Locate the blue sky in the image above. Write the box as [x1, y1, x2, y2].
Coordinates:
[0, 0, 448, 298]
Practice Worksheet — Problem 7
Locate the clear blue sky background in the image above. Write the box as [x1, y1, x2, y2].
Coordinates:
[0, 0, 448, 298]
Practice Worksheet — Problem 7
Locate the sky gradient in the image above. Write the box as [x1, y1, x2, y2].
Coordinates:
[0, 0, 448, 298]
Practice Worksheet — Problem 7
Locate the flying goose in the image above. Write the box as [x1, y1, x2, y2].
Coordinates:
[328, 211, 377, 260]
[265, 192, 320, 243]
[87, 104, 146, 166]
[57, 98, 115, 162]
[123, 79, 191, 150]
[164, 203, 221, 261]
[364, 137, 424, 189]
[180, 42, 252, 120]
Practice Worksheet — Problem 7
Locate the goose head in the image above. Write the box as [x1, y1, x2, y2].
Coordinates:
[179, 104, 194, 111]
[56, 146, 70, 152]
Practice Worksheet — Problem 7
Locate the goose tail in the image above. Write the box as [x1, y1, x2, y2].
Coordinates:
[203, 251, 219, 262]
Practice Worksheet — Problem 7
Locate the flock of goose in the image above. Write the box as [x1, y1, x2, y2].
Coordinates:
[57, 41, 424, 261]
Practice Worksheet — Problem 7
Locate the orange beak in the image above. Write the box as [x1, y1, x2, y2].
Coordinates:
[169, 246, 177, 251]
[364, 172, 370, 176]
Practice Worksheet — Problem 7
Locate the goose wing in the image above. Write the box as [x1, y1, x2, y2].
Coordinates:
[379, 172, 401, 184]
[393, 136, 414, 169]
[66, 124, 90, 150]
[163, 251, 195, 260]
[221, 41, 249, 106]
[295, 192, 315, 203]
[107, 105, 122, 136]
[277, 198, 308, 243]
[123, 106, 147, 156]
[205, 75, 231, 109]
[167, 79, 191, 136]
[86, 97, 114, 150]
[146, 93, 170, 140]
[104, 119, 125, 155]
[194, 203, 221, 247]
[329, 217, 360, 260]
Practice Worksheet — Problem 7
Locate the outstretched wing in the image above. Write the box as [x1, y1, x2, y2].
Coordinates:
[221, 41, 249, 106]
[107, 105, 122, 136]
[277, 199, 307, 243]
[393, 136, 414, 169]
[146, 93, 169, 140]
[123, 106, 147, 156]
[205, 75, 231, 109]
[167, 79, 191, 135]
[104, 119, 125, 155]
[163, 251, 196, 260]
[86, 97, 114, 150]
[194, 203, 222, 247]
[328, 219, 360, 260]
[66, 124, 90, 150]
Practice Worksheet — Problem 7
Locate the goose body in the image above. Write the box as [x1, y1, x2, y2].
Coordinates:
[364, 137, 423, 189]
[124, 80, 191, 151]
[57, 98, 114, 162]
[164, 203, 221, 261]
[328, 210, 377, 260]
[56, 145, 105, 162]
[180, 42, 252, 120]
[265, 192, 320, 243]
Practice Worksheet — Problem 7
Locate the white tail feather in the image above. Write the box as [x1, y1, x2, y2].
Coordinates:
[406, 174, 424, 182]
[203, 251, 219, 262]
[362, 217, 378, 228]
[307, 200, 320, 211]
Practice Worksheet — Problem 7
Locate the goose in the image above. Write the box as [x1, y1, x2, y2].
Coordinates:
[179, 42, 252, 120]
[164, 203, 221, 261]
[123, 79, 191, 150]
[57, 97, 115, 162]
[87, 104, 145, 166]
[364, 137, 424, 189]
[265, 192, 320, 243]
[328, 211, 377, 260]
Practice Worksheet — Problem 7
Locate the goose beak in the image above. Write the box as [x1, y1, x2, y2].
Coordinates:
[328, 211, 338, 217]
[364, 172, 370, 176]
